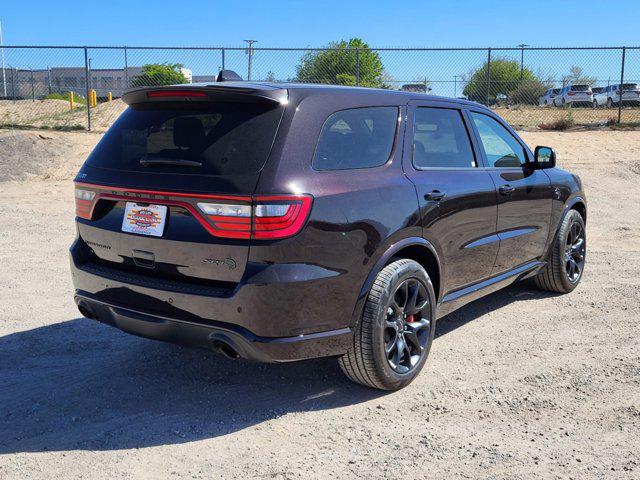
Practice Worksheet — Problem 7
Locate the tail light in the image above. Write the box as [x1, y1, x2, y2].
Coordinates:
[253, 195, 313, 239]
[74, 183, 313, 240]
[75, 188, 95, 219]
[197, 195, 313, 240]
[197, 201, 253, 239]
[147, 90, 208, 99]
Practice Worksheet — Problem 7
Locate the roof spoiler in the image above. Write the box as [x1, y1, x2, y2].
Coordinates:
[122, 83, 288, 106]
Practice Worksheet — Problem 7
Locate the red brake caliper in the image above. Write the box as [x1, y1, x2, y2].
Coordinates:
[406, 314, 415, 323]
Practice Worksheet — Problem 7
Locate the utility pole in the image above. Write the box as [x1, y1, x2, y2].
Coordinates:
[244, 39, 257, 81]
[0, 20, 6, 97]
[453, 75, 460, 98]
[517, 44, 530, 81]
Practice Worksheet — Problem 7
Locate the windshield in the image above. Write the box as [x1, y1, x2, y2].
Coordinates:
[621, 83, 639, 90]
[85, 102, 283, 176]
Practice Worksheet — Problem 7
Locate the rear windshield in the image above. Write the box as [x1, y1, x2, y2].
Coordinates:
[592, 87, 604, 93]
[85, 102, 283, 176]
[570, 85, 590, 92]
[621, 83, 638, 90]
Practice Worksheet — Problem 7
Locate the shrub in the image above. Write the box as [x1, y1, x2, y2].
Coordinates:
[539, 111, 575, 131]
[43, 92, 86, 104]
[509, 80, 548, 105]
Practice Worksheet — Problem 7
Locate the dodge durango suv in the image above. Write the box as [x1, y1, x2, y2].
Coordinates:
[71, 81, 587, 390]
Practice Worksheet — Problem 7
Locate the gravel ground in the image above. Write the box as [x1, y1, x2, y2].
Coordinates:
[0, 130, 638, 479]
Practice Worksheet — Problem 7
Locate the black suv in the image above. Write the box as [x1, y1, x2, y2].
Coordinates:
[71, 82, 587, 390]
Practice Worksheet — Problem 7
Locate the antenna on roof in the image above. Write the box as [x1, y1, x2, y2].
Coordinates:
[216, 70, 243, 82]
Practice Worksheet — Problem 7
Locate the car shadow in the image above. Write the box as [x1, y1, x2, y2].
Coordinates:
[0, 282, 556, 454]
[0, 316, 386, 454]
[435, 281, 561, 338]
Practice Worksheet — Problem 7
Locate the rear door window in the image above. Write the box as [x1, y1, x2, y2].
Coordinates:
[412, 107, 476, 168]
[85, 102, 283, 176]
[312, 107, 398, 170]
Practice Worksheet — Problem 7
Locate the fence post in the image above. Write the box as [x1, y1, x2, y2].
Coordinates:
[356, 48, 360, 86]
[84, 47, 92, 131]
[221, 47, 225, 72]
[618, 46, 626, 124]
[124, 46, 129, 89]
[11, 67, 15, 102]
[30, 69, 35, 101]
[485, 48, 492, 106]
[47, 67, 52, 94]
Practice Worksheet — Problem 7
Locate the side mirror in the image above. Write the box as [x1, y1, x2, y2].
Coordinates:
[534, 146, 556, 169]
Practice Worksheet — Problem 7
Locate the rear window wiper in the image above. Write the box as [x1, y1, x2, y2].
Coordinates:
[139, 156, 203, 167]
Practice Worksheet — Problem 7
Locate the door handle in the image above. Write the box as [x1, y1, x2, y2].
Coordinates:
[498, 184, 515, 196]
[424, 190, 446, 202]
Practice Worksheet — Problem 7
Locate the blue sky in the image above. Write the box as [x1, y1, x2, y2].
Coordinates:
[2, 0, 639, 47]
[1, 0, 639, 97]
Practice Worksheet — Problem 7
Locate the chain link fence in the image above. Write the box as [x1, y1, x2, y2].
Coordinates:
[1, 45, 639, 131]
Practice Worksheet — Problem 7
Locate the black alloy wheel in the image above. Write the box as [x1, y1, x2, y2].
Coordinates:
[384, 278, 431, 374]
[564, 220, 585, 283]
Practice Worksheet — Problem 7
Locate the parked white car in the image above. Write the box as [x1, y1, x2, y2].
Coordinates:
[539, 88, 561, 106]
[554, 84, 593, 107]
[593, 85, 611, 108]
[606, 83, 640, 107]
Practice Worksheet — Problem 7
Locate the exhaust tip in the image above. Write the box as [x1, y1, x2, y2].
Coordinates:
[77, 302, 95, 320]
[210, 340, 240, 359]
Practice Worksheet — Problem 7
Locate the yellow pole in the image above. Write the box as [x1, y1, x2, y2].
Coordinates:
[108, 91, 112, 102]
[69, 91, 75, 110]
[90, 89, 97, 108]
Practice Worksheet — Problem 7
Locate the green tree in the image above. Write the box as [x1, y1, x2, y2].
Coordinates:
[509, 80, 548, 105]
[295, 38, 385, 88]
[463, 58, 538, 103]
[130, 63, 188, 87]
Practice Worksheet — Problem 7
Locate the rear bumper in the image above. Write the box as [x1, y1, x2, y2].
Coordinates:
[75, 291, 352, 362]
[566, 98, 592, 106]
[70, 237, 355, 362]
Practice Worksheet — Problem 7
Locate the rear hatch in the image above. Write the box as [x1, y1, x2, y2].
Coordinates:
[74, 85, 289, 287]
[569, 84, 592, 98]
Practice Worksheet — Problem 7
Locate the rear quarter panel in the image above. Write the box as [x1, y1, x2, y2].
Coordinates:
[249, 92, 422, 334]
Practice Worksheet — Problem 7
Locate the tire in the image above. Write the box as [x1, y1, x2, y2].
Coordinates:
[339, 259, 436, 391]
[607, 97, 613, 108]
[593, 100, 598, 109]
[534, 209, 586, 294]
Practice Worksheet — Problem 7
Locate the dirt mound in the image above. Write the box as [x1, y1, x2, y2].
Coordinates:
[0, 98, 127, 131]
[0, 129, 100, 182]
